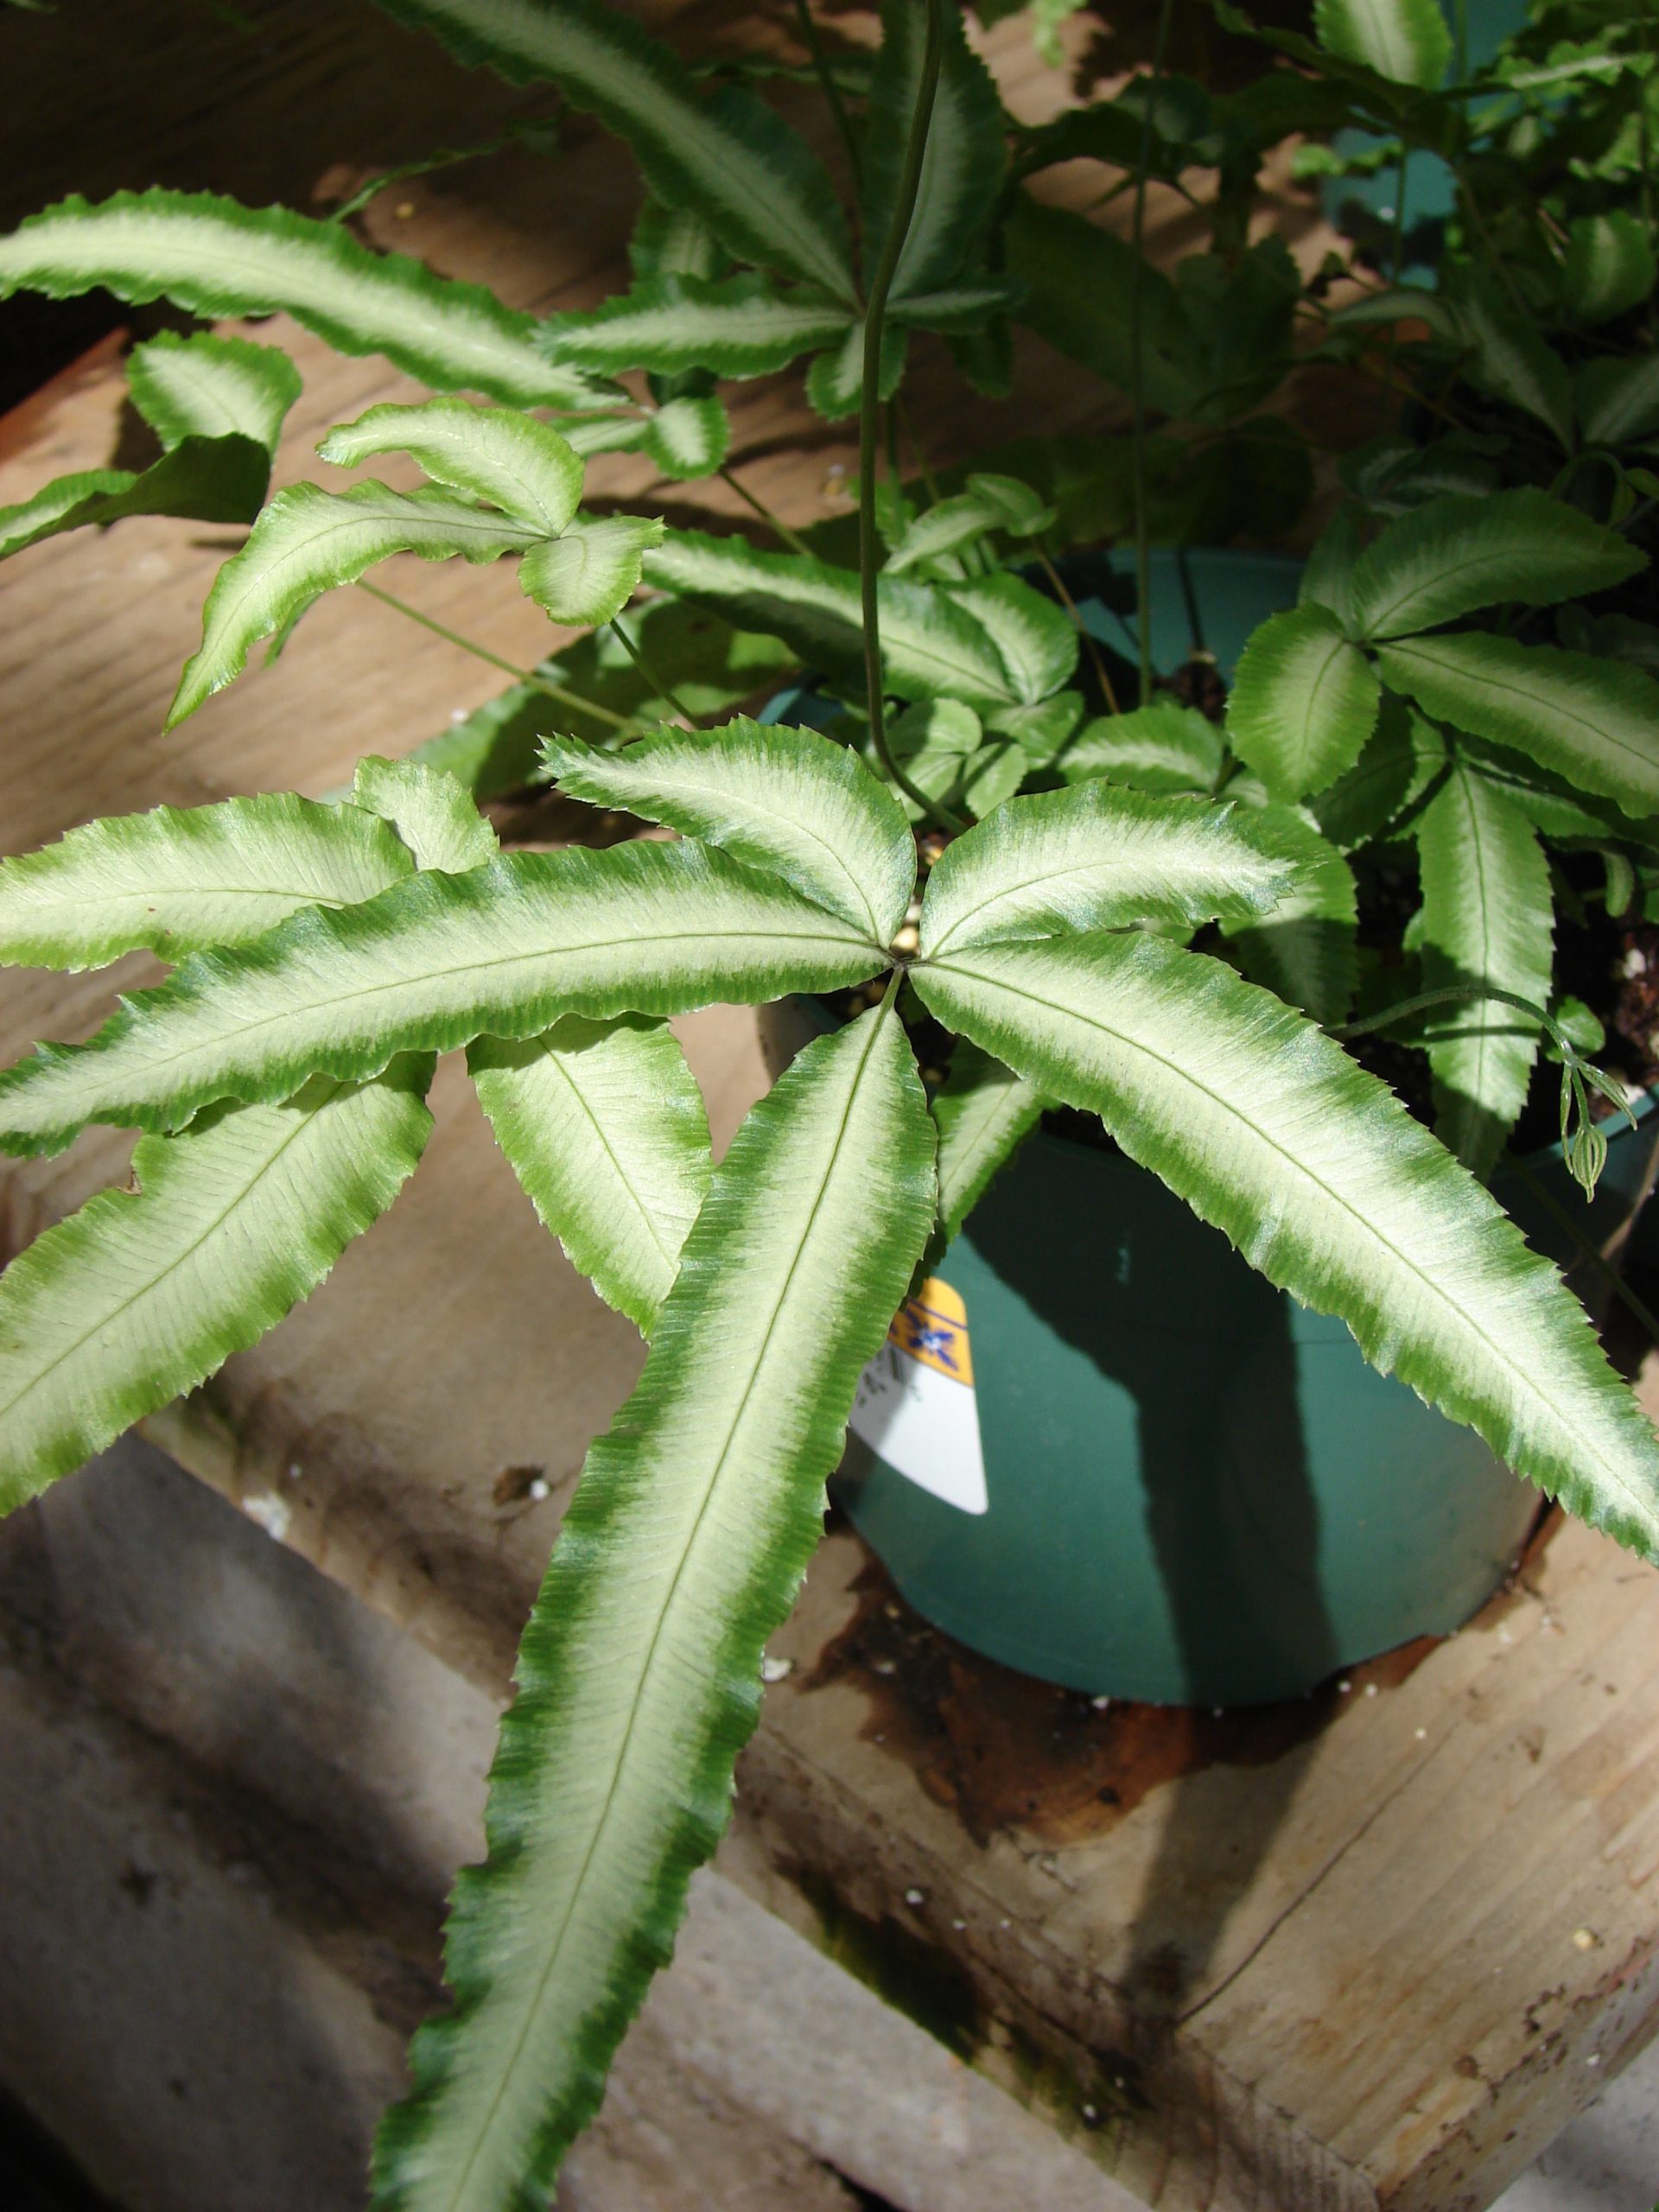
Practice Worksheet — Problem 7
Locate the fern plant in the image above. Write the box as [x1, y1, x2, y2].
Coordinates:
[3, 0, 1659, 2207]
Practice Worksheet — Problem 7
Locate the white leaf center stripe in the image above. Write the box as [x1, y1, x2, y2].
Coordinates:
[435, 1001, 903, 2202]
[0, 1063, 433, 1508]
[918, 786, 1298, 958]
[0, 1080, 346, 1424]
[210, 497, 539, 620]
[528, 1033, 678, 1273]
[373, 0, 853, 303]
[0, 195, 598, 408]
[612, 779, 888, 939]
[925, 851, 1261, 956]
[1395, 649, 1656, 767]
[925, 951, 1659, 1531]
[127, 921, 858, 1052]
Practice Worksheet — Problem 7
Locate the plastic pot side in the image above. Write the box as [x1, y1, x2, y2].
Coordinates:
[766, 549, 1659, 1705]
[835, 1103, 1656, 1706]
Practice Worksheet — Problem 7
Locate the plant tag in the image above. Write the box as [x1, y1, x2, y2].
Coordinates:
[849, 1276, 988, 1514]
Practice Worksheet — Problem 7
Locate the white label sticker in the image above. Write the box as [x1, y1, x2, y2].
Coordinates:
[849, 1276, 988, 1515]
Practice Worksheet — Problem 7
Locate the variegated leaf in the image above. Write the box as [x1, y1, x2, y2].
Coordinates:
[318, 397, 584, 536]
[0, 189, 607, 408]
[0, 793, 416, 969]
[0, 1061, 434, 1510]
[169, 483, 541, 727]
[470, 1016, 709, 1333]
[912, 931, 1659, 1561]
[372, 1002, 932, 2210]
[519, 516, 665, 627]
[541, 276, 851, 379]
[368, 0, 855, 301]
[0, 842, 886, 1155]
[541, 719, 916, 944]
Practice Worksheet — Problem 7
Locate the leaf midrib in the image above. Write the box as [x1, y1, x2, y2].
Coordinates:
[499, 3, 854, 303]
[141, 350, 251, 443]
[9, 877, 402, 921]
[5, 917, 874, 1128]
[532, 1032, 681, 1278]
[194, 491, 540, 679]
[1389, 639, 1652, 768]
[1292, 626, 1361, 781]
[563, 297, 848, 350]
[931, 949, 1656, 1524]
[1433, 771, 1503, 1128]
[442, 1005, 893, 2206]
[0, 1079, 351, 1425]
[924, 837, 1286, 957]
[586, 768, 895, 940]
[1362, 541, 1619, 639]
[1428, 773, 1546, 1147]
[34, 217, 543, 378]
[938, 1072, 1036, 1233]
[1351, 0, 1418, 81]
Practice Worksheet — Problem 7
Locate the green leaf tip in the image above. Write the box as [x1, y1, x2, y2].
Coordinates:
[0, 188, 612, 409]
[372, 998, 932, 2209]
[0, 1061, 434, 1511]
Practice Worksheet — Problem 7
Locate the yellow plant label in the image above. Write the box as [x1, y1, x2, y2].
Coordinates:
[848, 1274, 988, 1515]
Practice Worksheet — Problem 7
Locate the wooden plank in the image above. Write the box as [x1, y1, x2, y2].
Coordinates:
[2, 9, 1621, 2210]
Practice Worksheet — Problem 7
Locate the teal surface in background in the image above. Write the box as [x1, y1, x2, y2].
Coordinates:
[1072, 548, 1304, 683]
[1323, 0, 1532, 279]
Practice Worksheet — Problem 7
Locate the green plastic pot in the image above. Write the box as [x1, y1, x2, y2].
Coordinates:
[834, 1102, 1656, 1707]
[767, 549, 1659, 1706]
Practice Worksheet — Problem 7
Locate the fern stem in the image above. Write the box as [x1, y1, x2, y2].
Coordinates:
[609, 615, 694, 725]
[1035, 543, 1121, 714]
[1336, 986, 1637, 1204]
[1333, 982, 1567, 1052]
[1129, 0, 1177, 707]
[717, 466, 815, 556]
[860, 0, 963, 836]
[355, 580, 632, 731]
[327, 116, 559, 225]
[1381, 144, 1410, 401]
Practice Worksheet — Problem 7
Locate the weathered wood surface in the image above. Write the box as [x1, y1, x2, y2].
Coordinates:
[5, 5, 1653, 2209]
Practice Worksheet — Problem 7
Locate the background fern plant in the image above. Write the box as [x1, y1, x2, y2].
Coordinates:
[3, 0, 1659, 2206]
